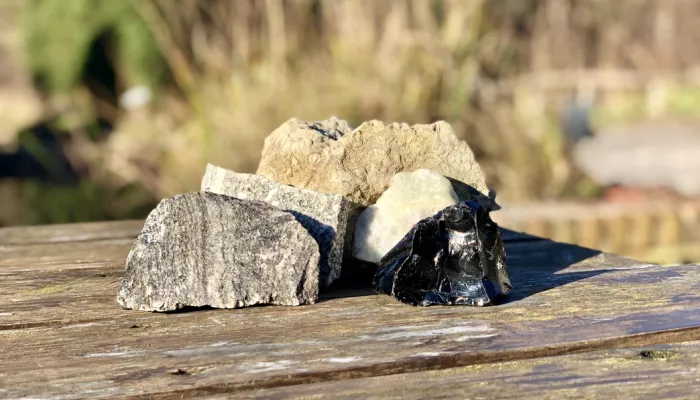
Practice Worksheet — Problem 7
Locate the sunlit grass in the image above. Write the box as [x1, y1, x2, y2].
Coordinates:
[7, 0, 700, 226]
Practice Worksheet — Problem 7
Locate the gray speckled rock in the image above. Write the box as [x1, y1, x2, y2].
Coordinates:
[117, 192, 319, 312]
[201, 164, 362, 287]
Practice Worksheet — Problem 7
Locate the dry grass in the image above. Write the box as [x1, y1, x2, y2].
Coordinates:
[106, 0, 494, 198]
[7, 0, 700, 225]
[105, 0, 700, 202]
[103, 0, 565, 203]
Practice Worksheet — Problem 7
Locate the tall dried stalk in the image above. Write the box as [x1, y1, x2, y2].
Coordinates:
[14, 0, 700, 227]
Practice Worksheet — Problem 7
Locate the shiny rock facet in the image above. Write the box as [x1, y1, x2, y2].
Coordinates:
[373, 201, 511, 306]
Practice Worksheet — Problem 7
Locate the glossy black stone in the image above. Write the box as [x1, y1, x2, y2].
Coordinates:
[373, 201, 512, 306]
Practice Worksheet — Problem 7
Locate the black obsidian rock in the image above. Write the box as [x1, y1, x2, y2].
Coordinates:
[373, 201, 512, 306]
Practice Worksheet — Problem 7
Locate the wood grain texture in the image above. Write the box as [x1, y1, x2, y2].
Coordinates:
[1, 218, 695, 399]
[220, 341, 700, 399]
[0, 217, 535, 248]
[0, 238, 133, 271]
[0, 237, 638, 328]
[0, 220, 144, 245]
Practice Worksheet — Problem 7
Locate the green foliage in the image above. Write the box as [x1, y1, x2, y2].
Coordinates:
[11, 0, 700, 226]
[22, 0, 165, 92]
[666, 86, 700, 117]
[14, 179, 154, 226]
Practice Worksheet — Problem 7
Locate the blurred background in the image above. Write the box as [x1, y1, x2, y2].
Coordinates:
[2, 0, 700, 265]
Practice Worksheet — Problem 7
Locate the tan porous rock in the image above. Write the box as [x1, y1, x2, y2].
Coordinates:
[256, 117, 490, 207]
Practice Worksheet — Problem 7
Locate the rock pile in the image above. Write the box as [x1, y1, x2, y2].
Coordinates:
[117, 117, 508, 311]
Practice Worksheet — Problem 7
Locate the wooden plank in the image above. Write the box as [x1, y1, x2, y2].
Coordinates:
[0, 219, 538, 247]
[0, 227, 537, 274]
[1, 232, 695, 399]
[0, 238, 134, 271]
[0, 220, 144, 245]
[0, 238, 642, 328]
[221, 341, 700, 399]
[5, 264, 699, 399]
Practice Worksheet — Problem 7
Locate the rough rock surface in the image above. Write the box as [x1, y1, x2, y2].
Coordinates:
[353, 169, 459, 264]
[117, 192, 320, 312]
[256, 117, 490, 207]
[201, 164, 361, 287]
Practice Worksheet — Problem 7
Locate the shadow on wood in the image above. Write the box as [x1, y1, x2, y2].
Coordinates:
[498, 227, 611, 303]
[322, 227, 614, 305]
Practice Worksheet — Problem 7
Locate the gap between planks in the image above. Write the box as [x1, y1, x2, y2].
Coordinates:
[203, 340, 700, 399]
[0, 219, 541, 246]
[0, 220, 144, 246]
[120, 327, 700, 400]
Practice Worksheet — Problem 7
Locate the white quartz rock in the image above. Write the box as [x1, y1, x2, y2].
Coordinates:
[352, 169, 459, 263]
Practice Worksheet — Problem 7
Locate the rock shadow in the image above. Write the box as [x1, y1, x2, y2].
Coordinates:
[500, 227, 614, 303]
[316, 259, 379, 302]
[286, 210, 336, 286]
[322, 226, 615, 304]
[163, 305, 216, 314]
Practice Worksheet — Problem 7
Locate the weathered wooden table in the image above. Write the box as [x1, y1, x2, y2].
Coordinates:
[1, 220, 699, 399]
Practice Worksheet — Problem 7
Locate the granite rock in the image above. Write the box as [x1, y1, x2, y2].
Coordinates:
[256, 117, 491, 207]
[201, 164, 361, 287]
[117, 192, 320, 312]
[353, 169, 459, 264]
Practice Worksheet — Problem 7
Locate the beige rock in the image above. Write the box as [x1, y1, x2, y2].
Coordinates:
[352, 169, 459, 264]
[256, 118, 491, 207]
